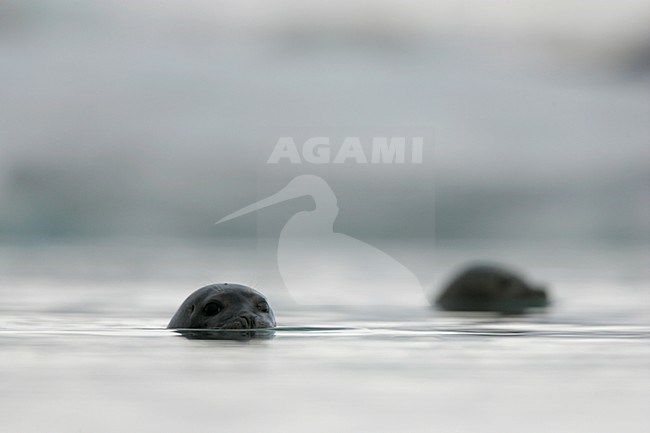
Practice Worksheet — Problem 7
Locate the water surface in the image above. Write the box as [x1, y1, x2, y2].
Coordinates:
[0, 242, 648, 433]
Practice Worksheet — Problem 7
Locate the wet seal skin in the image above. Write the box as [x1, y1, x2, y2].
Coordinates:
[434, 264, 549, 314]
[168, 284, 276, 333]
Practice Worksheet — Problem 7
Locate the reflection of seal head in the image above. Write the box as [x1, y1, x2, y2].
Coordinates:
[435, 264, 549, 314]
[168, 284, 276, 329]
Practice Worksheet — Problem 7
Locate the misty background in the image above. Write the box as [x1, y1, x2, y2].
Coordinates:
[0, 1, 648, 252]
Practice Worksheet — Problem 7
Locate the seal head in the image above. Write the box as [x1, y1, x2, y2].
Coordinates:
[435, 264, 549, 314]
[168, 283, 276, 329]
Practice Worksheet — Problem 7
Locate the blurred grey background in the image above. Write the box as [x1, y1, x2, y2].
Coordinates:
[0, 0, 648, 247]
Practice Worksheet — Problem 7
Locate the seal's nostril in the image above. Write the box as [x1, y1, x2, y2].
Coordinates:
[240, 315, 251, 329]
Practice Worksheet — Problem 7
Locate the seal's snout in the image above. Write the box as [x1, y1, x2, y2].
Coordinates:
[219, 314, 256, 330]
[231, 313, 268, 329]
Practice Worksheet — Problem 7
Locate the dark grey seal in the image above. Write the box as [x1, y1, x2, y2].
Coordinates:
[168, 283, 276, 330]
[435, 264, 549, 314]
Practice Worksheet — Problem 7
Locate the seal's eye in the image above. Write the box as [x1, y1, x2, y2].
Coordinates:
[257, 302, 269, 313]
[203, 302, 223, 316]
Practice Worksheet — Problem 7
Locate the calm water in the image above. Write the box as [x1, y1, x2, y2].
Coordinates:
[0, 241, 648, 433]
